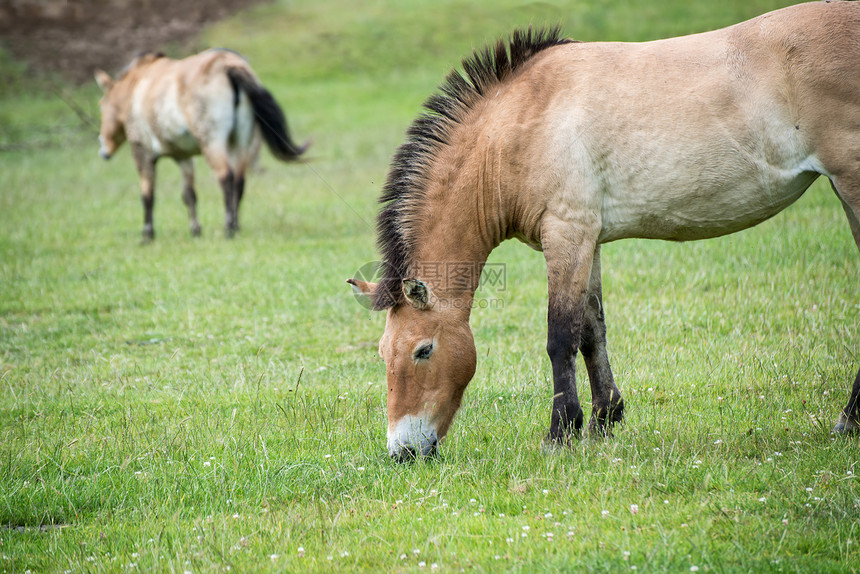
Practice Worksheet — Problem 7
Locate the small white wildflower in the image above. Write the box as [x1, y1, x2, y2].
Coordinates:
[630, 504, 639, 515]
[297, 547, 305, 557]
[418, 561, 426, 568]
[601, 510, 609, 519]
[690, 567, 699, 572]
[759, 497, 767, 503]
[270, 554, 279, 561]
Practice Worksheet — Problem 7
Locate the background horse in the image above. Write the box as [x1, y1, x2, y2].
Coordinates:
[95, 49, 308, 239]
[350, 1, 860, 461]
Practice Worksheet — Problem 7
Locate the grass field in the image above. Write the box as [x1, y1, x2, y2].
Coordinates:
[1, 0, 859, 572]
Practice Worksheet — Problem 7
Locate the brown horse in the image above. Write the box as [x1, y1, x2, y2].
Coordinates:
[95, 49, 308, 240]
[349, 2, 860, 461]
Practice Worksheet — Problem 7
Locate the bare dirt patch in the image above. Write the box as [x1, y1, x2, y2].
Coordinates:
[0, 0, 268, 84]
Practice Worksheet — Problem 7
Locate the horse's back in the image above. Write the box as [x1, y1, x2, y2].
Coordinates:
[516, 1, 860, 243]
[131, 50, 259, 160]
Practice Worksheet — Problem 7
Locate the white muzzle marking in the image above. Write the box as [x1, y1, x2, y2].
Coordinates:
[98, 135, 111, 160]
[387, 413, 438, 460]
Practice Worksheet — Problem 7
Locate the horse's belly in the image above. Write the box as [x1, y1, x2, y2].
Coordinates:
[598, 169, 819, 243]
[161, 129, 201, 157]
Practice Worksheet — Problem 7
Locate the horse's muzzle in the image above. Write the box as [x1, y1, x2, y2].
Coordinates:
[389, 436, 439, 463]
[387, 413, 440, 462]
[99, 149, 112, 160]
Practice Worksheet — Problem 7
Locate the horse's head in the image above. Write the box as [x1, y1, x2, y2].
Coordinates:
[94, 52, 163, 160]
[349, 278, 477, 462]
[94, 69, 126, 160]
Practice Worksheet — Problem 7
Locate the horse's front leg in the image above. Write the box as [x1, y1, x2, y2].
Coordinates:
[542, 216, 600, 444]
[830, 178, 860, 433]
[131, 143, 156, 242]
[580, 247, 624, 436]
[835, 369, 860, 433]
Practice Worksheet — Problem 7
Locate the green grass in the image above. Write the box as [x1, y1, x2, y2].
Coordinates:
[1, 0, 859, 572]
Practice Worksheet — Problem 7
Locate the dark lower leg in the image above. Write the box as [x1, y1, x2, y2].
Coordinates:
[835, 367, 860, 433]
[141, 191, 154, 241]
[219, 171, 237, 237]
[546, 301, 585, 443]
[580, 292, 624, 436]
[133, 144, 156, 242]
[183, 185, 201, 236]
[233, 174, 245, 232]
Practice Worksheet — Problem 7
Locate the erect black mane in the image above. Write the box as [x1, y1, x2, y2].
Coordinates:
[372, 27, 574, 310]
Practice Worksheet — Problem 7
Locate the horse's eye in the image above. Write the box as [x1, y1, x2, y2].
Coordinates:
[413, 343, 434, 361]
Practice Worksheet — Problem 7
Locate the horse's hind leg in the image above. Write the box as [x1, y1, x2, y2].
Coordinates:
[203, 148, 239, 238]
[178, 159, 201, 237]
[830, 177, 860, 433]
[131, 142, 156, 241]
[580, 247, 624, 436]
[220, 170, 239, 238]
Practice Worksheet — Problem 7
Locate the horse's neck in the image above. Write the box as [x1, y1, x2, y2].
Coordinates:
[411, 172, 504, 304]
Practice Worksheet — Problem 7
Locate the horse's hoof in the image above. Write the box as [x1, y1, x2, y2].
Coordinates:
[541, 439, 565, 454]
[142, 225, 154, 243]
[190, 225, 201, 237]
[832, 421, 858, 435]
[832, 412, 858, 435]
[588, 419, 613, 439]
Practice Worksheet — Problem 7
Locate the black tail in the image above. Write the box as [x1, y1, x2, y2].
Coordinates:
[227, 68, 309, 161]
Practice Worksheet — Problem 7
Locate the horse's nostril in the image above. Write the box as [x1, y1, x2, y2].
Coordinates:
[392, 446, 418, 463]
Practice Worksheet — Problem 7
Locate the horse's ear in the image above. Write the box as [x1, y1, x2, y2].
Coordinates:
[347, 278, 378, 308]
[94, 69, 114, 92]
[402, 278, 432, 310]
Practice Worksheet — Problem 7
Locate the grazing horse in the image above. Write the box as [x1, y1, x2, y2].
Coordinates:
[349, 1, 860, 461]
[95, 49, 308, 239]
